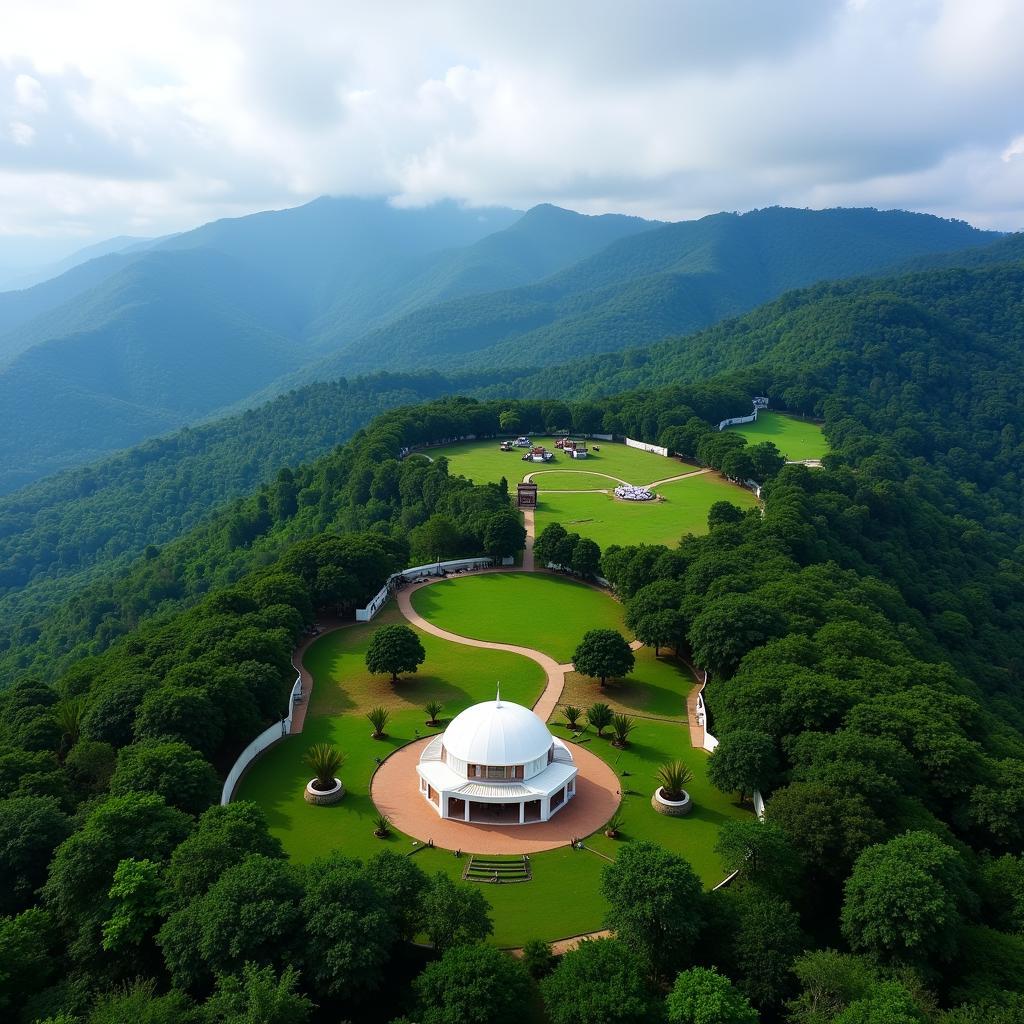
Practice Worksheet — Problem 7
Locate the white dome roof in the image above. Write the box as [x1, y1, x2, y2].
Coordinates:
[442, 693, 553, 766]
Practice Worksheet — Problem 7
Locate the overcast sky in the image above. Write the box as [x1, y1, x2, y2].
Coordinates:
[2, 0, 1023, 266]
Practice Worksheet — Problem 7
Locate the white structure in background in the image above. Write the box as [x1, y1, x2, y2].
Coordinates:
[417, 689, 577, 824]
[615, 483, 655, 501]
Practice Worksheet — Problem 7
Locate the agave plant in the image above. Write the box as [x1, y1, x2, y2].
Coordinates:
[424, 700, 443, 726]
[373, 813, 392, 838]
[562, 705, 583, 731]
[603, 812, 624, 839]
[305, 743, 346, 788]
[657, 760, 694, 801]
[586, 702, 613, 738]
[610, 713, 635, 748]
[367, 706, 390, 739]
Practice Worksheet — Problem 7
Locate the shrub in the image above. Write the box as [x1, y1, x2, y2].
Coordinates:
[611, 714, 635, 748]
[366, 706, 390, 739]
[587, 702, 613, 737]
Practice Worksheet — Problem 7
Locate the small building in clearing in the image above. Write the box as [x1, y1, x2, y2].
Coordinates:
[416, 691, 577, 824]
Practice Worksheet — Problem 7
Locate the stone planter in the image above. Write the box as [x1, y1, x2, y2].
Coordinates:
[652, 786, 692, 817]
[304, 777, 345, 806]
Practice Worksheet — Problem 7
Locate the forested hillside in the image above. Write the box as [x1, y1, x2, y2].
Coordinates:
[0, 373, 490, 654]
[0, 203, 997, 489]
[1, 263, 1023, 1017]
[309, 206, 998, 376]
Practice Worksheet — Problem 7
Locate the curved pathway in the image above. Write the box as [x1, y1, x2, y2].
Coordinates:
[289, 617, 350, 733]
[397, 579, 565, 720]
[524, 469, 628, 486]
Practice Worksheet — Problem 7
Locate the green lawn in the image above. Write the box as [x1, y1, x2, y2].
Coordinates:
[529, 470, 626, 490]
[559, 647, 694, 721]
[236, 616, 546, 862]
[726, 411, 828, 461]
[427, 437, 680, 487]
[240, 576, 751, 946]
[410, 572, 628, 663]
[534, 473, 757, 549]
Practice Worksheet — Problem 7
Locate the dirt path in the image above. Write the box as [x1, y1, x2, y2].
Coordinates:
[289, 617, 351, 733]
[396, 579, 566, 720]
[524, 469, 628, 486]
[643, 467, 712, 488]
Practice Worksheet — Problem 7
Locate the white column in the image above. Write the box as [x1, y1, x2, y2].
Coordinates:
[541, 797, 549, 821]
[464, 800, 470, 822]
[519, 801, 525, 824]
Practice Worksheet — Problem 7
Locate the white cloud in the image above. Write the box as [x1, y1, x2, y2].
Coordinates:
[0, 0, 1022, 262]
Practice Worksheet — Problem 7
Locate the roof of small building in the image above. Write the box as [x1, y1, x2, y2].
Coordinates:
[441, 690, 554, 766]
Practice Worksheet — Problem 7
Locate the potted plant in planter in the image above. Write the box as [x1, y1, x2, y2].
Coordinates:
[562, 705, 583, 733]
[425, 700, 443, 727]
[373, 813, 392, 838]
[610, 713, 635, 749]
[652, 760, 694, 816]
[603, 812, 624, 839]
[367, 706, 390, 739]
[303, 743, 347, 805]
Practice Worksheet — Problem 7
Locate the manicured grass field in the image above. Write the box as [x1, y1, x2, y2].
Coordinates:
[529, 470, 626, 490]
[558, 647, 695, 721]
[240, 576, 751, 946]
[427, 437, 680, 487]
[726, 411, 828, 461]
[534, 473, 757, 549]
[236, 610, 546, 862]
[410, 572, 628, 663]
[576, 716, 746, 881]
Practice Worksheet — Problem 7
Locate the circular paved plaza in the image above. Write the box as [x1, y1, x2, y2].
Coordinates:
[371, 736, 622, 855]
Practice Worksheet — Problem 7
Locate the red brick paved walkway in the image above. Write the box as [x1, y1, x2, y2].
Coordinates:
[370, 737, 622, 854]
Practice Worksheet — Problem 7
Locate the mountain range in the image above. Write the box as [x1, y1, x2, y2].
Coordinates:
[0, 197, 1003, 490]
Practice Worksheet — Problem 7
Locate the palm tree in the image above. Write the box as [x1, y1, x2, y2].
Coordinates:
[425, 700, 443, 726]
[610, 713, 635, 748]
[586, 702, 613, 738]
[305, 744, 346, 790]
[562, 705, 583, 731]
[367, 706, 390, 739]
[374, 813, 392, 838]
[656, 760, 694, 801]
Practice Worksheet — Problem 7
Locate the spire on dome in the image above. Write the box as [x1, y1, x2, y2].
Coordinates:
[495, 683, 502, 707]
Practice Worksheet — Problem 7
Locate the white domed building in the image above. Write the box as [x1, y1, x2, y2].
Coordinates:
[417, 689, 577, 825]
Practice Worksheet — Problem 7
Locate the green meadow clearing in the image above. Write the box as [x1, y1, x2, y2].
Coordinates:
[426, 436, 678, 487]
[533, 473, 758, 549]
[409, 571, 627, 663]
[239, 575, 750, 946]
[726, 411, 828, 461]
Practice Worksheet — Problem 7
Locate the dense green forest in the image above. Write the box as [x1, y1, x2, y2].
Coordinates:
[0, 202, 997, 488]
[0, 372, 501, 655]
[310, 206, 997, 377]
[1, 242, 1023, 1021]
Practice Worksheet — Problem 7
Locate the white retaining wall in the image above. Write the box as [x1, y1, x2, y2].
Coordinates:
[625, 437, 668, 457]
[718, 410, 758, 431]
[698, 673, 765, 817]
[355, 556, 514, 622]
[221, 675, 303, 804]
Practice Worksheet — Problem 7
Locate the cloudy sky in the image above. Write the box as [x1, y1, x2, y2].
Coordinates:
[2, 0, 1023, 267]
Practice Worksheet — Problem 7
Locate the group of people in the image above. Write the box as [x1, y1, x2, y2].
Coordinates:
[614, 483, 655, 501]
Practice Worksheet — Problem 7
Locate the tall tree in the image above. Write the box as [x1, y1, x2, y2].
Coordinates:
[601, 841, 704, 977]
[572, 629, 636, 687]
[365, 624, 426, 683]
